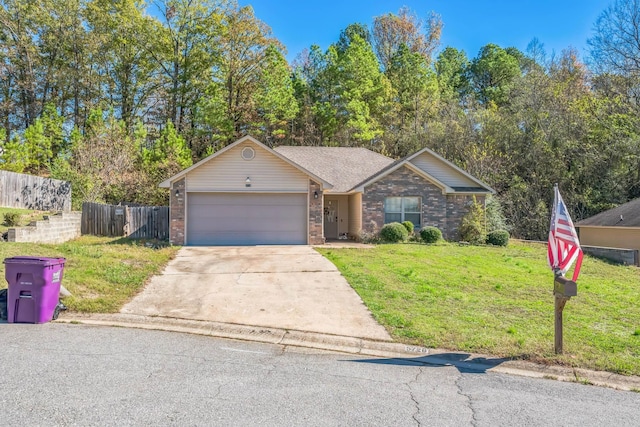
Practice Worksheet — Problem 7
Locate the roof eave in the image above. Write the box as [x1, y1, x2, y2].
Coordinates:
[449, 190, 494, 196]
[576, 224, 640, 229]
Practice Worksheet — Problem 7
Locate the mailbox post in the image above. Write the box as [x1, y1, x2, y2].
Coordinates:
[553, 273, 577, 354]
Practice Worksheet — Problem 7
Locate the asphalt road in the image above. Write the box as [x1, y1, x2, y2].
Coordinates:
[1, 324, 638, 426]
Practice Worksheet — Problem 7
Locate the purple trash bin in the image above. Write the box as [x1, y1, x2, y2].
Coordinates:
[4, 257, 66, 324]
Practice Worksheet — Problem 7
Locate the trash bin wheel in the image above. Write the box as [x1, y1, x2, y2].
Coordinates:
[52, 305, 61, 321]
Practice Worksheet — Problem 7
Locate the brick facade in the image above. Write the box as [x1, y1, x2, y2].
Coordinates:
[362, 165, 481, 241]
[169, 178, 186, 245]
[308, 180, 325, 244]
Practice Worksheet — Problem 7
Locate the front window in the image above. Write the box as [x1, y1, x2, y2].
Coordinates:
[384, 197, 421, 227]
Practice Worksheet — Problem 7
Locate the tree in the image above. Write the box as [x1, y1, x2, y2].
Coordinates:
[305, 44, 341, 143]
[372, 7, 442, 71]
[459, 196, 486, 244]
[588, 0, 640, 76]
[469, 44, 521, 105]
[383, 43, 438, 156]
[51, 109, 140, 205]
[0, 133, 29, 173]
[40, 103, 65, 158]
[149, 0, 223, 137]
[0, 0, 40, 130]
[138, 120, 192, 205]
[198, 4, 282, 148]
[254, 45, 299, 144]
[336, 23, 371, 54]
[0, 104, 62, 173]
[86, 0, 157, 131]
[335, 33, 391, 144]
[435, 47, 471, 101]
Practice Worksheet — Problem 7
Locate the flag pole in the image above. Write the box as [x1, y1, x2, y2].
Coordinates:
[549, 183, 580, 355]
[554, 271, 570, 354]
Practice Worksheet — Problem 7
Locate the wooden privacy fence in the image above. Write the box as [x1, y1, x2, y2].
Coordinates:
[0, 170, 71, 211]
[81, 202, 169, 240]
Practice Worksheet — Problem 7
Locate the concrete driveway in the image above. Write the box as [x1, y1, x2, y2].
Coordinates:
[121, 246, 391, 341]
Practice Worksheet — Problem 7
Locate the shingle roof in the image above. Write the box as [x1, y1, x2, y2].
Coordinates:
[576, 197, 640, 227]
[274, 146, 394, 193]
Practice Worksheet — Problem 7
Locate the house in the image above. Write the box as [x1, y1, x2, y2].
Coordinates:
[576, 197, 640, 253]
[159, 135, 494, 246]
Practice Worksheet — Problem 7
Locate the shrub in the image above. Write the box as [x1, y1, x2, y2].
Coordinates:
[420, 226, 442, 243]
[3, 212, 20, 227]
[356, 229, 381, 244]
[459, 196, 486, 244]
[485, 195, 510, 232]
[380, 222, 409, 243]
[486, 230, 510, 246]
[401, 221, 414, 234]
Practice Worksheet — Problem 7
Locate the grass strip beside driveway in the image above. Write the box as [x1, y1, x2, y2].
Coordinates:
[318, 242, 640, 376]
[1, 236, 179, 313]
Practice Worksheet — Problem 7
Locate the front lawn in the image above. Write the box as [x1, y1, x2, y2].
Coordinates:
[318, 242, 640, 376]
[1, 236, 179, 312]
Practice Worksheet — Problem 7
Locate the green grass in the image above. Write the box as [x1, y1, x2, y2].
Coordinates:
[318, 241, 640, 376]
[1, 236, 179, 312]
[0, 207, 52, 234]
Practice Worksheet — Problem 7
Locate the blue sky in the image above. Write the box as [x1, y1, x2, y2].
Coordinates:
[238, 0, 611, 62]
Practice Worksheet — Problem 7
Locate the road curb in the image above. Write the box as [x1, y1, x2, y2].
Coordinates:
[55, 313, 640, 392]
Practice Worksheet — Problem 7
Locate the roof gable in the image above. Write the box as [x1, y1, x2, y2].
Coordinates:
[406, 147, 494, 193]
[577, 197, 640, 227]
[353, 147, 493, 194]
[159, 136, 332, 189]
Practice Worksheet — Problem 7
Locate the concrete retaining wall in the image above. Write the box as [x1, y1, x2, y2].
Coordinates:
[7, 212, 82, 244]
[582, 245, 639, 267]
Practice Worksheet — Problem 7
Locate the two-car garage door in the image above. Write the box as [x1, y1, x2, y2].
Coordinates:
[186, 193, 307, 245]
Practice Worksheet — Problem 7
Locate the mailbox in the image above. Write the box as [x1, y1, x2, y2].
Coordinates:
[554, 275, 577, 297]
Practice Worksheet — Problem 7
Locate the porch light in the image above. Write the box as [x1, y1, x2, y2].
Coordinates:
[175, 189, 179, 197]
[245, 177, 251, 187]
[314, 191, 319, 199]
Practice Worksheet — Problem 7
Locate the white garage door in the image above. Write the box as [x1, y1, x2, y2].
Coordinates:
[187, 193, 308, 245]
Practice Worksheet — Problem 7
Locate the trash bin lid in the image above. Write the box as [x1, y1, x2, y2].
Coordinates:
[3, 257, 66, 266]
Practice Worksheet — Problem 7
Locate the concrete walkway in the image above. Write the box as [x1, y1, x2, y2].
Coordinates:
[121, 246, 391, 341]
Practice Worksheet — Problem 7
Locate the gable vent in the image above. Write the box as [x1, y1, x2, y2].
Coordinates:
[241, 147, 255, 160]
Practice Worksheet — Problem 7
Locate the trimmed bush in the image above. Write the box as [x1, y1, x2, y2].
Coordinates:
[380, 222, 409, 243]
[3, 212, 20, 227]
[420, 226, 442, 243]
[459, 196, 486, 244]
[401, 221, 414, 234]
[486, 230, 510, 246]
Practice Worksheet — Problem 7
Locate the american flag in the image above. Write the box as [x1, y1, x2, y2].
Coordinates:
[547, 185, 583, 281]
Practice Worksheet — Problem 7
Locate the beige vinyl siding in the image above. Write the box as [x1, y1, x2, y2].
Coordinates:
[579, 226, 640, 251]
[186, 142, 309, 192]
[348, 193, 362, 237]
[410, 152, 478, 188]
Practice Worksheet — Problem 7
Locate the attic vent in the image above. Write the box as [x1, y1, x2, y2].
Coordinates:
[241, 147, 255, 160]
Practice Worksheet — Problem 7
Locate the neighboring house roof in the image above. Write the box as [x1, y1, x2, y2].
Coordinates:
[274, 146, 394, 193]
[159, 135, 333, 189]
[352, 146, 495, 194]
[576, 197, 640, 228]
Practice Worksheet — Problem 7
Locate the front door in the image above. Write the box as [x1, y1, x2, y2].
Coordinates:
[324, 199, 339, 239]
